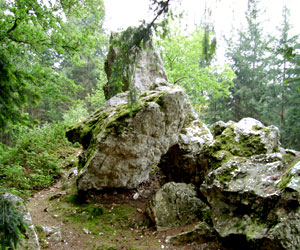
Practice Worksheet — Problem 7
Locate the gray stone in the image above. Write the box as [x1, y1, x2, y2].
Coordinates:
[36, 225, 62, 247]
[159, 113, 213, 185]
[3, 193, 40, 250]
[199, 117, 300, 249]
[204, 117, 282, 171]
[147, 182, 209, 231]
[67, 85, 192, 191]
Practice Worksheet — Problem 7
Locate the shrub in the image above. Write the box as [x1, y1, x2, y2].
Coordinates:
[0, 194, 27, 250]
[0, 122, 77, 197]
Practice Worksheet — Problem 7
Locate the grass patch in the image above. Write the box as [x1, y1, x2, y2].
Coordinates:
[61, 194, 137, 236]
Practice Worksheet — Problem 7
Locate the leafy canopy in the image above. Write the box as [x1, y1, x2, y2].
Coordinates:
[157, 23, 235, 114]
[0, 0, 105, 130]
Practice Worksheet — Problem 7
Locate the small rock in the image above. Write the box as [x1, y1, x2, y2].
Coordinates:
[83, 228, 91, 234]
[49, 192, 66, 200]
[133, 192, 139, 200]
[136, 208, 143, 213]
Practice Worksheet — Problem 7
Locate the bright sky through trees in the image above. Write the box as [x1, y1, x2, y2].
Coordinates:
[104, 0, 300, 63]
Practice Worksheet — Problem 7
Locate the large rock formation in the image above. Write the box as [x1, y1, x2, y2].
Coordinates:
[67, 84, 196, 191]
[197, 118, 299, 249]
[66, 28, 300, 249]
[66, 29, 210, 191]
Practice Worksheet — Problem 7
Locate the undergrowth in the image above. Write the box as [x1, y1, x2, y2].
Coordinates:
[0, 105, 85, 198]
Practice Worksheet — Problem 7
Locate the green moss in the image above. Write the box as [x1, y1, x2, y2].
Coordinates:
[206, 125, 268, 170]
[215, 160, 240, 183]
[67, 89, 171, 172]
[277, 155, 300, 189]
[252, 125, 271, 136]
[61, 195, 137, 236]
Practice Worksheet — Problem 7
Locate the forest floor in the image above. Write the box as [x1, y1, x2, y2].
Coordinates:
[27, 166, 210, 250]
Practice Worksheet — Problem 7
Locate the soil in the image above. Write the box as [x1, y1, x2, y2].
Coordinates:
[27, 167, 220, 250]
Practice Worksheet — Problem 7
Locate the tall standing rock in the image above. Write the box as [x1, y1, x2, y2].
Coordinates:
[103, 31, 168, 100]
[67, 28, 211, 192]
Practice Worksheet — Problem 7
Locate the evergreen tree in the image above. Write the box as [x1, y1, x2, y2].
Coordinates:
[262, 6, 300, 150]
[225, 0, 271, 121]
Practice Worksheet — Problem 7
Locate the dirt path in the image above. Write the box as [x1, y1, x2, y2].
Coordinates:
[27, 173, 201, 250]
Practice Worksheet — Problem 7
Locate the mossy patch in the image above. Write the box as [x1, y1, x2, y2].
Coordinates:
[277, 154, 300, 189]
[205, 125, 267, 170]
[59, 194, 137, 236]
[66, 89, 171, 172]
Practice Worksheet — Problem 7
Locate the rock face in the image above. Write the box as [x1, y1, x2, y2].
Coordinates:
[67, 29, 210, 192]
[147, 182, 209, 231]
[67, 84, 199, 191]
[198, 118, 300, 249]
[2, 193, 40, 250]
[159, 115, 213, 186]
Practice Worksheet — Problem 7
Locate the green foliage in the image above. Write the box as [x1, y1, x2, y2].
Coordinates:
[0, 120, 78, 197]
[224, 0, 271, 122]
[157, 24, 235, 116]
[86, 76, 106, 110]
[0, 195, 27, 250]
[0, 0, 105, 130]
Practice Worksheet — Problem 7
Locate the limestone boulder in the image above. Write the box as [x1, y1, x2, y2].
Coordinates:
[199, 117, 300, 249]
[203, 117, 282, 170]
[67, 84, 193, 191]
[146, 182, 209, 231]
[159, 112, 213, 186]
[2, 193, 40, 250]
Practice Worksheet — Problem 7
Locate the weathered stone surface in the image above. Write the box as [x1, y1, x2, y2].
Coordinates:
[67, 85, 192, 191]
[199, 117, 300, 249]
[36, 225, 62, 247]
[203, 117, 282, 170]
[147, 182, 209, 231]
[159, 113, 213, 186]
[103, 31, 168, 100]
[3, 193, 40, 250]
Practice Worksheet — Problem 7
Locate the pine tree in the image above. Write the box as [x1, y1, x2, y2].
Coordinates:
[225, 0, 271, 121]
[263, 6, 300, 150]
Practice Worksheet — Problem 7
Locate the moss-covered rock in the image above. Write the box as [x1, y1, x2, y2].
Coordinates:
[199, 117, 300, 249]
[147, 182, 210, 231]
[204, 117, 281, 170]
[66, 85, 193, 191]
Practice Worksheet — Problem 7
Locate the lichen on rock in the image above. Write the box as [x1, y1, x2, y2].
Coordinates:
[198, 117, 300, 249]
[67, 84, 193, 191]
[147, 182, 209, 231]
